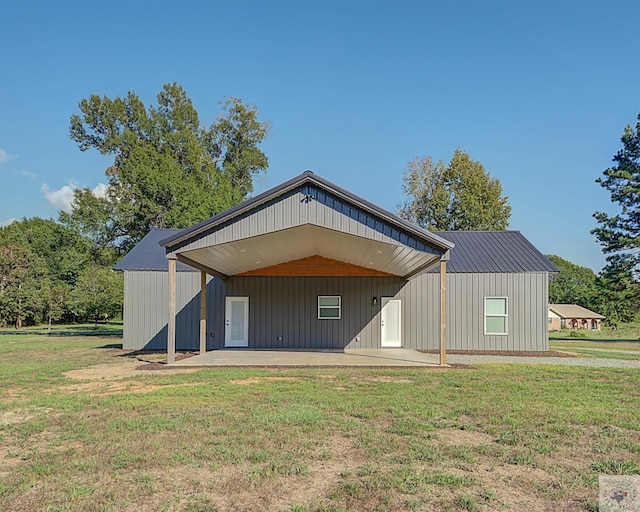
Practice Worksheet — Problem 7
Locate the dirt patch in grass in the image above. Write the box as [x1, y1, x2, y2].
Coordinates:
[56, 380, 203, 396]
[63, 361, 200, 380]
[0, 446, 22, 478]
[436, 427, 494, 447]
[352, 376, 414, 383]
[0, 409, 48, 425]
[229, 376, 302, 385]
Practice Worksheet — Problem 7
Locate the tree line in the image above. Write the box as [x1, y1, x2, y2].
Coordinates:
[397, 114, 640, 326]
[0, 84, 270, 328]
[1, 82, 638, 328]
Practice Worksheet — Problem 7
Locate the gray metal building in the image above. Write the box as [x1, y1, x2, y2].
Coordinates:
[114, 171, 557, 356]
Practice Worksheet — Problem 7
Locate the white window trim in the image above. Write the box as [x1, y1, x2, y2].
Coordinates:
[484, 297, 508, 336]
[318, 295, 341, 320]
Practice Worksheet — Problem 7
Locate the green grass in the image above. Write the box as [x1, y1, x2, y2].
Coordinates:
[549, 321, 640, 342]
[550, 340, 640, 360]
[0, 321, 123, 336]
[1, 336, 639, 511]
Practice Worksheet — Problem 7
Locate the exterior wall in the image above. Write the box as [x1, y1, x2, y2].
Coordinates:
[548, 310, 562, 331]
[123, 271, 223, 350]
[564, 317, 602, 331]
[436, 272, 550, 351]
[170, 185, 440, 256]
[223, 276, 406, 350]
[124, 270, 550, 352]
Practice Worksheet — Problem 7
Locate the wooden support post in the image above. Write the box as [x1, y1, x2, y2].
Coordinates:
[167, 258, 176, 365]
[440, 259, 447, 366]
[200, 271, 207, 355]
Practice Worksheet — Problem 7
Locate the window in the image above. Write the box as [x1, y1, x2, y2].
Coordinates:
[485, 297, 507, 335]
[318, 296, 341, 319]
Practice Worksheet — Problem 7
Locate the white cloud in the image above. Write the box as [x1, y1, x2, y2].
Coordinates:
[92, 182, 108, 198]
[20, 170, 37, 179]
[41, 181, 109, 213]
[0, 149, 16, 166]
[1, 218, 18, 227]
[41, 182, 77, 213]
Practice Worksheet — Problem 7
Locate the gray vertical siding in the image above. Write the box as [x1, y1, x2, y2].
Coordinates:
[171, 185, 440, 256]
[123, 271, 225, 351]
[434, 272, 549, 351]
[123, 270, 549, 352]
[224, 276, 405, 350]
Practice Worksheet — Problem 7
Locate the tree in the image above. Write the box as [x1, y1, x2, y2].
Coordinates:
[546, 255, 600, 311]
[63, 83, 270, 257]
[595, 255, 640, 327]
[398, 149, 511, 230]
[0, 217, 91, 287]
[45, 285, 67, 330]
[591, 113, 640, 326]
[592, 112, 640, 272]
[0, 244, 50, 328]
[69, 265, 122, 328]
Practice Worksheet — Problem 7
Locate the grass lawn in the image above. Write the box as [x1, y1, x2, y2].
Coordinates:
[1, 337, 640, 511]
[0, 322, 123, 336]
[549, 340, 640, 360]
[549, 322, 640, 342]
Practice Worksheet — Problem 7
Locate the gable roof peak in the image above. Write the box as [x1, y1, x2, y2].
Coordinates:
[161, 171, 454, 252]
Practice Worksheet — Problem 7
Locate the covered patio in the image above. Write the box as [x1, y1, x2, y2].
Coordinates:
[167, 348, 442, 367]
[160, 171, 453, 366]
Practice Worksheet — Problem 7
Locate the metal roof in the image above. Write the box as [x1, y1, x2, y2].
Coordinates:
[549, 304, 605, 319]
[116, 228, 557, 274]
[113, 229, 195, 271]
[431, 231, 559, 273]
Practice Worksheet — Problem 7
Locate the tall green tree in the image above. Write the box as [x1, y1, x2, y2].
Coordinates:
[69, 265, 123, 328]
[546, 255, 600, 311]
[398, 149, 511, 230]
[63, 83, 269, 257]
[0, 244, 50, 328]
[592, 112, 640, 271]
[592, 112, 640, 325]
[45, 285, 67, 330]
[595, 255, 640, 327]
[0, 218, 91, 287]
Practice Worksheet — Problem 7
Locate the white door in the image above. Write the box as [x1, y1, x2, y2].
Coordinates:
[225, 297, 249, 347]
[381, 298, 402, 348]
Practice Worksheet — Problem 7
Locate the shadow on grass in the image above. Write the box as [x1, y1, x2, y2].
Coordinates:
[110, 348, 198, 367]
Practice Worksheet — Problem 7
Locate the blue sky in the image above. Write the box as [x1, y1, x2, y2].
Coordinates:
[1, 0, 638, 272]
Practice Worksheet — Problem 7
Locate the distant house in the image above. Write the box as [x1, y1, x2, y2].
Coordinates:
[548, 304, 604, 331]
[114, 171, 558, 360]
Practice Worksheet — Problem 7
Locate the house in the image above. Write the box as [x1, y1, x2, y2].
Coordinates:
[114, 171, 557, 362]
[548, 304, 604, 331]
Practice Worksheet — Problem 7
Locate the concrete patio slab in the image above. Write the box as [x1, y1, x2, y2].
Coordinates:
[167, 348, 443, 367]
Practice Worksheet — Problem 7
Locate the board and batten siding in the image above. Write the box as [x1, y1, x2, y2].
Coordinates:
[434, 272, 550, 351]
[169, 185, 440, 256]
[123, 271, 223, 350]
[123, 270, 549, 352]
[225, 276, 406, 350]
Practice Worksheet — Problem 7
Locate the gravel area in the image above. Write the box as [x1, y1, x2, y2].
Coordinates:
[445, 354, 640, 368]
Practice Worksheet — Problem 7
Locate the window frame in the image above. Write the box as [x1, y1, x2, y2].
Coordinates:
[484, 297, 508, 335]
[318, 295, 341, 320]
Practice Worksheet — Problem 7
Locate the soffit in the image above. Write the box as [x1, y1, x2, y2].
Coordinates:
[178, 224, 441, 278]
